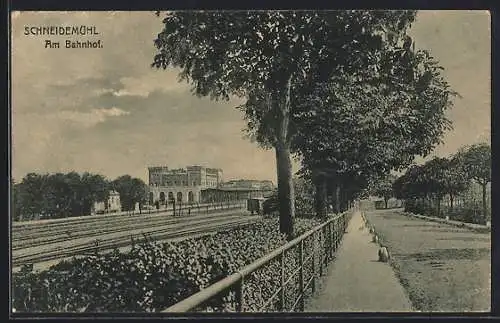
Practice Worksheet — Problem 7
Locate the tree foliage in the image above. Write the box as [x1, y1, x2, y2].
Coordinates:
[288, 25, 454, 216]
[112, 175, 148, 212]
[13, 217, 325, 312]
[394, 157, 469, 202]
[12, 172, 147, 221]
[152, 10, 454, 237]
[456, 143, 491, 218]
[369, 174, 397, 208]
[393, 144, 490, 219]
[293, 176, 315, 215]
[457, 143, 491, 186]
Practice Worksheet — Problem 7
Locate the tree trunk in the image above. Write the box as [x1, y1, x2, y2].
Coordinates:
[482, 183, 488, 220]
[384, 197, 388, 209]
[314, 175, 327, 218]
[274, 75, 295, 239]
[437, 197, 441, 217]
[449, 193, 454, 210]
[276, 143, 294, 238]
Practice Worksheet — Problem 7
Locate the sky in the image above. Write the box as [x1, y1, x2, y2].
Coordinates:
[10, 10, 491, 184]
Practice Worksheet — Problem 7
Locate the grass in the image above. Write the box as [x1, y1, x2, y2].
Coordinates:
[365, 209, 490, 312]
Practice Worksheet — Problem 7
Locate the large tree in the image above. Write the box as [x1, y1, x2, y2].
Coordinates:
[442, 154, 470, 210]
[44, 173, 73, 218]
[14, 173, 49, 220]
[12, 172, 114, 221]
[112, 175, 147, 212]
[457, 143, 491, 219]
[370, 174, 397, 209]
[152, 10, 420, 238]
[421, 157, 451, 216]
[291, 50, 454, 217]
[241, 18, 455, 219]
[394, 154, 470, 216]
[80, 173, 110, 215]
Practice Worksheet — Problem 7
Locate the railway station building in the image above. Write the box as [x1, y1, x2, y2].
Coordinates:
[147, 165, 275, 207]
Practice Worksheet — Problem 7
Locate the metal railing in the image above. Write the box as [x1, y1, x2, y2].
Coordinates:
[162, 210, 353, 313]
[142, 200, 247, 217]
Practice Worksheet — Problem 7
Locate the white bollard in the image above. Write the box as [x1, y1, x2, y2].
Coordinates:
[378, 246, 390, 262]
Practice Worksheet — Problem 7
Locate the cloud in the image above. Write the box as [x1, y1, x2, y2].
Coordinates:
[11, 11, 165, 108]
[11, 11, 491, 184]
[58, 107, 130, 128]
[110, 71, 189, 97]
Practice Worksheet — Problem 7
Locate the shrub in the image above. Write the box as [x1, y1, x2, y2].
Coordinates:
[404, 199, 486, 225]
[13, 217, 326, 313]
[445, 207, 486, 225]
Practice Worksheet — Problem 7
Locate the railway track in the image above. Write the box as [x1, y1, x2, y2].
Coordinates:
[12, 212, 260, 268]
[13, 212, 245, 254]
[13, 202, 244, 239]
[12, 207, 243, 250]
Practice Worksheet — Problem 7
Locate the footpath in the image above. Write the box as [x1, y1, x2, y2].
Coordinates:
[305, 210, 414, 312]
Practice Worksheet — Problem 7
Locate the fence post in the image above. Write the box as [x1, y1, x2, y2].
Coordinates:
[333, 220, 338, 258]
[299, 239, 305, 311]
[280, 250, 286, 311]
[319, 227, 324, 276]
[338, 217, 342, 248]
[236, 276, 244, 312]
[312, 232, 316, 293]
[327, 220, 335, 261]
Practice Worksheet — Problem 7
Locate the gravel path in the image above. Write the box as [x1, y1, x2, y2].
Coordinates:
[364, 208, 491, 312]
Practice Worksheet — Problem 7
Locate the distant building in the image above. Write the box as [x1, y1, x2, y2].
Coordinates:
[148, 165, 223, 188]
[147, 166, 274, 206]
[220, 179, 275, 191]
[92, 190, 121, 214]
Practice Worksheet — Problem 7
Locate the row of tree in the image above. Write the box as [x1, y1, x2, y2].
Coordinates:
[393, 142, 491, 219]
[12, 173, 147, 221]
[152, 10, 455, 238]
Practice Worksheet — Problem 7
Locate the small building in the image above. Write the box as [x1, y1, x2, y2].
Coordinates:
[92, 190, 121, 214]
[220, 179, 274, 191]
[247, 197, 266, 215]
[107, 190, 121, 212]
